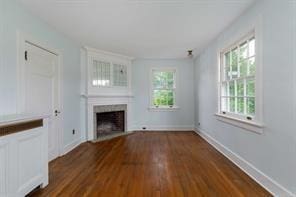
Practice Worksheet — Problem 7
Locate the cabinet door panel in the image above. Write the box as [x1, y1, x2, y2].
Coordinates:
[16, 130, 43, 195]
[0, 141, 8, 196]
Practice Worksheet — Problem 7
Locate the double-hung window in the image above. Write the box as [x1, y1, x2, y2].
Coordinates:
[219, 32, 258, 122]
[151, 68, 177, 109]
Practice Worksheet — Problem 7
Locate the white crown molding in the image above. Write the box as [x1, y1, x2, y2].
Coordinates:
[84, 46, 134, 61]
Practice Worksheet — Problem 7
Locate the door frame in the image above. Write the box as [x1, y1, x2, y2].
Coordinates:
[16, 31, 64, 158]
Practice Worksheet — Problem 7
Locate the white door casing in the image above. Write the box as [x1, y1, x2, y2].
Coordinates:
[24, 42, 60, 161]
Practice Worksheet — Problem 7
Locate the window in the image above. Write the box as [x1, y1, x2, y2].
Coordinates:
[92, 60, 128, 87]
[219, 33, 257, 121]
[113, 63, 128, 87]
[93, 60, 111, 86]
[151, 68, 177, 109]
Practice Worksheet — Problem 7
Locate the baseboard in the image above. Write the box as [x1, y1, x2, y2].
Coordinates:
[62, 138, 82, 155]
[194, 127, 295, 197]
[132, 125, 195, 131]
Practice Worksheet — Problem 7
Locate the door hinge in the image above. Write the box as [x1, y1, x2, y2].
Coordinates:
[24, 51, 28, 61]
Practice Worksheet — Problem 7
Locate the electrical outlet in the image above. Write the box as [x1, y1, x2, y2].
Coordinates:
[198, 122, 201, 126]
[72, 129, 75, 135]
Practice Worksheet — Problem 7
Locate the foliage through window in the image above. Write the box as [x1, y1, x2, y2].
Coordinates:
[220, 33, 256, 119]
[152, 69, 176, 108]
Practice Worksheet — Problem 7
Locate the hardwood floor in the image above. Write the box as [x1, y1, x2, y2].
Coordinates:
[28, 131, 271, 197]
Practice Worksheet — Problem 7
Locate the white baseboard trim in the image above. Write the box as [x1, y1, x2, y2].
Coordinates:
[62, 138, 82, 155]
[194, 127, 295, 197]
[132, 125, 195, 131]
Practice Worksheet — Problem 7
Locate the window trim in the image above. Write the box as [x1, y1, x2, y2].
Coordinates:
[216, 20, 264, 133]
[149, 67, 179, 110]
[215, 113, 264, 134]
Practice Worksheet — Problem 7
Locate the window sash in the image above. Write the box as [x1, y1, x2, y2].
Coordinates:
[219, 33, 256, 119]
[151, 69, 176, 107]
[152, 89, 176, 107]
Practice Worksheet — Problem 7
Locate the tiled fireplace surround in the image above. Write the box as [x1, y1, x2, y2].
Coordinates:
[93, 104, 127, 139]
[86, 96, 132, 141]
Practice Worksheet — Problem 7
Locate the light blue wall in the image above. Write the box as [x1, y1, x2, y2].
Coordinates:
[194, 0, 296, 194]
[0, 0, 81, 146]
[132, 58, 195, 130]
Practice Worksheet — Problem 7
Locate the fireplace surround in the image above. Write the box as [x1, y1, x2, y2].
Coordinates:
[93, 104, 127, 140]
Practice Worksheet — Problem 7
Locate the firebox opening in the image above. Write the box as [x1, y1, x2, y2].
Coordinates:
[96, 111, 125, 137]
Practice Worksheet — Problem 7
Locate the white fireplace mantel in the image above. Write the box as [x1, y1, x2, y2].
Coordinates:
[82, 94, 134, 99]
[84, 94, 133, 141]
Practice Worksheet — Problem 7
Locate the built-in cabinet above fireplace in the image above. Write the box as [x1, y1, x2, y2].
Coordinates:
[81, 47, 134, 141]
[83, 46, 134, 97]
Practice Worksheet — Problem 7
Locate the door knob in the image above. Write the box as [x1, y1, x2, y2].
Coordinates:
[55, 110, 61, 116]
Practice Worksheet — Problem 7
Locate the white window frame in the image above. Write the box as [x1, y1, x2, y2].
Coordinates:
[216, 26, 264, 134]
[149, 67, 179, 111]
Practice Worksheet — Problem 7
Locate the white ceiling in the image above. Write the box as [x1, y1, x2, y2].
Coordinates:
[20, 0, 256, 59]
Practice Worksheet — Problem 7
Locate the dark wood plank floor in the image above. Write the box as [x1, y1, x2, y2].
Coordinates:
[28, 131, 271, 197]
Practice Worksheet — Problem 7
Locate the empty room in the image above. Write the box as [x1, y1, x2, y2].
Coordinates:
[0, 0, 295, 196]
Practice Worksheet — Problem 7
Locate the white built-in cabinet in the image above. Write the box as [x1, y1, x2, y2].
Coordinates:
[82, 47, 134, 141]
[0, 116, 49, 197]
[84, 47, 133, 97]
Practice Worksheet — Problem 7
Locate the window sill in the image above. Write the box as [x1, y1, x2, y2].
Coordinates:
[215, 113, 264, 134]
[148, 106, 180, 112]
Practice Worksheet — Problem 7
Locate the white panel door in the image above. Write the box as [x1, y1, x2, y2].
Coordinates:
[24, 42, 60, 161]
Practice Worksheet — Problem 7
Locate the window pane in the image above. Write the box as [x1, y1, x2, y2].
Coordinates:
[153, 71, 163, 88]
[225, 52, 230, 66]
[153, 90, 160, 106]
[153, 90, 164, 106]
[167, 72, 174, 89]
[249, 57, 256, 76]
[229, 81, 235, 96]
[249, 38, 255, 57]
[224, 52, 231, 80]
[92, 60, 111, 86]
[247, 79, 255, 97]
[221, 97, 228, 112]
[221, 83, 228, 96]
[92, 60, 99, 86]
[153, 90, 174, 106]
[247, 97, 255, 115]
[113, 64, 127, 86]
[239, 41, 248, 60]
[225, 66, 231, 80]
[231, 48, 238, 79]
[168, 91, 174, 106]
[237, 80, 244, 97]
[230, 97, 235, 112]
[237, 98, 244, 114]
[239, 59, 248, 77]
[153, 71, 175, 89]
[161, 72, 168, 88]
